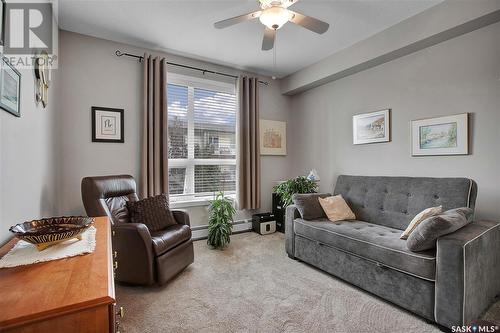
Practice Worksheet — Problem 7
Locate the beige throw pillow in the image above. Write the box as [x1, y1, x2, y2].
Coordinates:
[400, 205, 443, 239]
[318, 195, 356, 222]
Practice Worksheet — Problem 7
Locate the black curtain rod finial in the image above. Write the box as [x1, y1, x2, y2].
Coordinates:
[116, 49, 143, 62]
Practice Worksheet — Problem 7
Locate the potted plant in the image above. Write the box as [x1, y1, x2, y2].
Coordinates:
[207, 192, 236, 249]
[273, 176, 318, 207]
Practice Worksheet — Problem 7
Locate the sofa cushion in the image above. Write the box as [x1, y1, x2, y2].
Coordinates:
[294, 218, 436, 280]
[318, 195, 356, 222]
[292, 193, 331, 220]
[407, 207, 473, 251]
[151, 224, 192, 256]
[400, 205, 443, 240]
[333, 175, 476, 230]
[126, 194, 177, 231]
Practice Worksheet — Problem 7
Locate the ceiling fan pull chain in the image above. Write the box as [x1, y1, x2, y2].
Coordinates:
[273, 30, 277, 77]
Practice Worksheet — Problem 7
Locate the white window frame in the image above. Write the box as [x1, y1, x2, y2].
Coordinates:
[168, 73, 237, 206]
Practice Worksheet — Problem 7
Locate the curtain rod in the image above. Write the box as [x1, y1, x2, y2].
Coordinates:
[115, 50, 269, 85]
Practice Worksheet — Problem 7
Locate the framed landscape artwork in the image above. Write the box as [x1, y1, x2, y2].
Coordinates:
[91, 106, 124, 143]
[260, 119, 286, 155]
[353, 109, 390, 145]
[0, 57, 21, 117]
[411, 113, 468, 156]
[0, 0, 5, 46]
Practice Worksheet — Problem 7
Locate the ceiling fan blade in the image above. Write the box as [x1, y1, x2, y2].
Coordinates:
[262, 27, 276, 51]
[214, 11, 262, 29]
[288, 10, 329, 34]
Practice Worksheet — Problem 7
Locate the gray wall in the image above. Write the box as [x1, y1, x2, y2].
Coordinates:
[289, 22, 500, 221]
[58, 31, 292, 226]
[0, 52, 60, 245]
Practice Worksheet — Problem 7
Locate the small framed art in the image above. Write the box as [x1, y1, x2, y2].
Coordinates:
[0, 0, 5, 46]
[260, 119, 287, 155]
[353, 109, 390, 145]
[411, 113, 468, 156]
[0, 57, 21, 117]
[91, 107, 124, 143]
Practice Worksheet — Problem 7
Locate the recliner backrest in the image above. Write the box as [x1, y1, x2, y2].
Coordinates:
[334, 175, 477, 230]
[81, 175, 139, 224]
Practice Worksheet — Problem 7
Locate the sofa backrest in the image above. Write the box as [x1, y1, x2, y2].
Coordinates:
[333, 175, 477, 230]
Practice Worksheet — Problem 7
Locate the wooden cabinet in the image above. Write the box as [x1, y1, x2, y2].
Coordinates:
[0, 217, 118, 333]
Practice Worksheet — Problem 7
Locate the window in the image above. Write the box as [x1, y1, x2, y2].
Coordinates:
[167, 74, 237, 203]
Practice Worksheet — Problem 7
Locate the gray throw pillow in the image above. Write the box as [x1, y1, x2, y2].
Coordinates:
[292, 193, 331, 220]
[407, 207, 473, 252]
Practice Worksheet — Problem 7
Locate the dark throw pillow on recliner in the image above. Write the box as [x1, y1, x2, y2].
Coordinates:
[292, 193, 331, 220]
[407, 207, 473, 252]
[126, 194, 177, 231]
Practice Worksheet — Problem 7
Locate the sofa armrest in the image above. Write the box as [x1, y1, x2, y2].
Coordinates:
[113, 223, 155, 285]
[435, 220, 500, 327]
[285, 205, 301, 258]
[172, 210, 190, 227]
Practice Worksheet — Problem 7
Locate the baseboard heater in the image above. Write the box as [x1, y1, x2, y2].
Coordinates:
[191, 219, 253, 241]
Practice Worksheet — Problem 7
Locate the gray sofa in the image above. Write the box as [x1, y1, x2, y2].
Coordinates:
[285, 175, 500, 328]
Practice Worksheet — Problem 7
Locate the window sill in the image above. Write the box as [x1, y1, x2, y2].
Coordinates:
[170, 198, 211, 209]
[170, 194, 236, 209]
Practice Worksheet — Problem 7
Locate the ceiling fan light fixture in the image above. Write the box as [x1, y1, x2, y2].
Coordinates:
[259, 6, 290, 30]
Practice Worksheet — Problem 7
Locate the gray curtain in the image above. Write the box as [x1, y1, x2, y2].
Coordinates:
[141, 54, 168, 198]
[238, 76, 260, 210]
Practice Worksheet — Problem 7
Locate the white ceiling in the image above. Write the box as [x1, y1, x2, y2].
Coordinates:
[58, 0, 442, 78]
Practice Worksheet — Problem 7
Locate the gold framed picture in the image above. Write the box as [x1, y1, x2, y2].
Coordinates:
[260, 119, 286, 156]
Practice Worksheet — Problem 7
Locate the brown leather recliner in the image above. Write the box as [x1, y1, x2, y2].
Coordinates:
[81, 175, 194, 285]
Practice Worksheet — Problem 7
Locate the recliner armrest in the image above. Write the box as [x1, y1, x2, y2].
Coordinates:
[285, 205, 301, 258]
[435, 220, 500, 327]
[113, 223, 155, 285]
[172, 210, 190, 227]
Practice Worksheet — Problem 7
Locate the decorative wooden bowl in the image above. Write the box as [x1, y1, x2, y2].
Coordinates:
[9, 216, 95, 251]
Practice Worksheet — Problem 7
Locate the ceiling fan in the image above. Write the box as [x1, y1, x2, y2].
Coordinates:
[214, 0, 329, 51]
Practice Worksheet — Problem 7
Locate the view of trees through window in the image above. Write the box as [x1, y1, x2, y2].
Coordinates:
[167, 81, 236, 199]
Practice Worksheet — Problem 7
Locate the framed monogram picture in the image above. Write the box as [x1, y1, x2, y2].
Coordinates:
[91, 106, 124, 143]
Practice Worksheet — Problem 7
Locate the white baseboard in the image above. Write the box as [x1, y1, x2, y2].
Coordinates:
[192, 219, 253, 240]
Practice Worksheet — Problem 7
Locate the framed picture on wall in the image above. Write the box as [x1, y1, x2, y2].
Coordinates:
[91, 106, 124, 143]
[260, 119, 287, 155]
[411, 113, 468, 156]
[353, 109, 391, 145]
[0, 0, 5, 46]
[0, 57, 21, 117]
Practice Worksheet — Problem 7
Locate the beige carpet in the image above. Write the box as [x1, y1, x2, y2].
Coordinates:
[116, 232, 500, 333]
